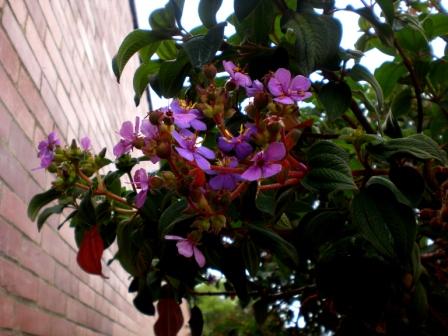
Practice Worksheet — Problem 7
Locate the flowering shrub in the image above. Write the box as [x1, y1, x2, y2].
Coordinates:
[28, 0, 448, 335]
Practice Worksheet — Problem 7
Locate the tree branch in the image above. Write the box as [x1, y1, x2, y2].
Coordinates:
[350, 100, 375, 134]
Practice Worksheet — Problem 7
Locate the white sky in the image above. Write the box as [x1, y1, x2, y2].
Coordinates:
[134, 0, 447, 109]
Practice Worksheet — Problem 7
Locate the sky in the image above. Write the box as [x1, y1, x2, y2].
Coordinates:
[134, 0, 447, 109]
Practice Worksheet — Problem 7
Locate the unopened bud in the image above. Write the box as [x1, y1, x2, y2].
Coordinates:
[202, 64, 217, 80]
[210, 214, 226, 233]
[150, 176, 164, 189]
[149, 111, 163, 125]
[225, 79, 236, 92]
[254, 92, 269, 110]
[244, 104, 257, 119]
[156, 141, 171, 159]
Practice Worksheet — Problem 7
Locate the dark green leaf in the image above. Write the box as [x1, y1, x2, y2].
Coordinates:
[242, 238, 260, 277]
[133, 283, 156, 315]
[253, 299, 269, 325]
[302, 141, 357, 192]
[349, 64, 384, 113]
[133, 61, 161, 106]
[365, 176, 412, 207]
[255, 190, 276, 216]
[182, 22, 226, 68]
[351, 6, 394, 47]
[77, 191, 96, 226]
[318, 81, 352, 119]
[157, 50, 191, 98]
[248, 224, 298, 266]
[37, 204, 66, 231]
[189, 306, 204, 336]
[376, 0, 394, 24]
[159, 198, 194, 235]
[391, 88, 412, 117]
[156, 40, 178, 60]
[149, 7, 175, 31]
[367, 134, 448, 164]
[113, 29, 173, 81]
[283, 11, 342, 74]
[395, 26, 430, 56]
[234, 0, 260, 21]
[28, 188, 61, 221]
[199, 0, 223, 28]
[423, 13, 448, 40]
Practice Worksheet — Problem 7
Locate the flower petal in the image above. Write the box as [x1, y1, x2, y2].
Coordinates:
[273, 96, 295, 105]
[190, 119, 207, 131]
[223, 60, 235, 76]
[119, 121, 134, 140]
[218, 137, 235, 153]
[234, 72, 252, 88]
[194, 153, 211, 171]
[197, 146, 215, 160]
[141, 120, 158, 138]
[80, 136, 91, 150]
[274, 68, 292, 92]
[290, 75, 311, 92]
[165, 235, 184, 241]
[175, 147, 195, 161]
[176, 240, 194, 258]
[267, 77, 284, 97]
[171, 130, 186, 148]
[264, 142, 286, 162]
[241, 165, 262, 181]
[235, 142, 253, 160]
[193, 247, 206, 267]
[135, 190, 147, 208]
[261, 163, 282, 179]
[209, 175, 224, 190]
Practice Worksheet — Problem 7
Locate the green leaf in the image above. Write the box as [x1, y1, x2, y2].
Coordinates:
[391, 88, 412, 117]
[365, 176, 412, 207]
[133, 61, 161, 106]
[423, 13, 448, 40]
[367, 134, 448, 164]
[318, 81, 352, 119]
[139, 43, 161, 63]
[349, 64, 384, 113]
[182, 22, 226, 67]
[113, 29, 173, 81]
[374, 62, 407, 99]
[149, 7, 175, 31]
[302, 141, 357, 192]
[283, 11, 342, 75]
[77, 191, 96, 227]
[395, 25, 430, 56]
[159, 198, 195, 235]
[156, 40, 178, 60]
[234, 0, 260, 21]
[351, 6, 394, 47]
[37, 204, 66, 231]
[248, 224, 298, 266]
[376, 0, 394, 24]
[157, 50, 191, 98]
[255, 190, 276, 216]
[199, 0, 223, 28]
[28, 188, 61, 221]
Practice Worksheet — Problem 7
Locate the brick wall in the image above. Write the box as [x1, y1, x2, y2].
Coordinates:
[0, 1, 165, 335]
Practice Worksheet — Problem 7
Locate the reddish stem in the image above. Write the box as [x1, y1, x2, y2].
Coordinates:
[210, 165, 244, 174]
[259, 178, 300, 191]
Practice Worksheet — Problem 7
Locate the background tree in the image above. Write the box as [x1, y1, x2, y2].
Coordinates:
[29, 0, 448, 335]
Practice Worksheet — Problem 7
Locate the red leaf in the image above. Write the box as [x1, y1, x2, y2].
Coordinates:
[154, 298, 184, 336]
[76, 226, 105, 277]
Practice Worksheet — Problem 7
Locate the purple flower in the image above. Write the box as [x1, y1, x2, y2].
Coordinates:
[37, 132, 60, 168]
[245, 79, 264, 97]
[217, 126, 255, 160]
[241, 142, 286, 181]
[223, 60, 252, 89]
[208, 157, 240, 191]
[140, 120, 160, 163]
[170, 100, 206, 131]
[80, 136, 91, 151]
[133, 168, 150, 208]
[268, 68, 312, 105]
[172, 129, 215, 170]
[165, 235, 206, 267]
[113, 117, 140, 157]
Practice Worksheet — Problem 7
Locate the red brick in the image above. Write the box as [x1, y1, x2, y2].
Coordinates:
[0, 219, 22, 260]
[45, 30, 71, 93]
[40, 76, 68, 134]
[0, 257, 39, 302]
[18, 234, 55, 282]
[0, 27, 20, 81]
[8, 0, 27, 26]
[41, 226, 70, 266]
[23, 0, 46, 39]
[54, 264, 77, 296]
[39, 0, 62, 46]
[0, 187, 40, 243]
[25, 17, 58, 90]
[0, 147, 32, 200]
[0, 293, 15, 328]
[0, 64, 34, 139]
[8, 121, 42, 175]
[78, 281, 96, 306]
[2, 5, 41, 85]
[56, 82, 79, 133]
[37, 279, 66, 314]
[17, 67, 53, 132]
[14, 301, 52, 335]
[0, 102, 12, 140]
[49, 316, 77, 336]
[66, 297, 88, 325]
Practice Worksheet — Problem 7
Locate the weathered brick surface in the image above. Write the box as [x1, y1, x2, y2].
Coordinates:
[0, 1, 157, 335]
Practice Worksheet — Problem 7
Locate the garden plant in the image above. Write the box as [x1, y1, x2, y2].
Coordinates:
[28, 0, 448, 335]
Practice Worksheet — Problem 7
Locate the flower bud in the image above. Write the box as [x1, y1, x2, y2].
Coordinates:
[149, 111, 163, 125]
[192, 218, 210, 232]
[210, 214, 226, 233]
[156, 141, 171, 159]
[225, 79, 236, 92]
[150, 176, 164, 189]
[254, 92, 269, 110]
[202, 64, 217, 80]
[245, 104, 257, 119]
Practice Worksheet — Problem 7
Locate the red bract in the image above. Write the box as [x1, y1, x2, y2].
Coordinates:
[76, 226, 105, 277]
[154, 298, 184, 336]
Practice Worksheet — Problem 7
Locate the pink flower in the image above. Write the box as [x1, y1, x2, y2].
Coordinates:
[268, 68, 312, 104]
[80, 136, 91, 151]
[113, 117, 140, 157]
[165, 235, 206, 267]
[37, 132, 60, 168]
[241, 142, 286, 181]
[223, 60, 252, 89]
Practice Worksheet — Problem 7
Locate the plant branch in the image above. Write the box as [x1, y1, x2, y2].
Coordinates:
[350, 100, 375, 134]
